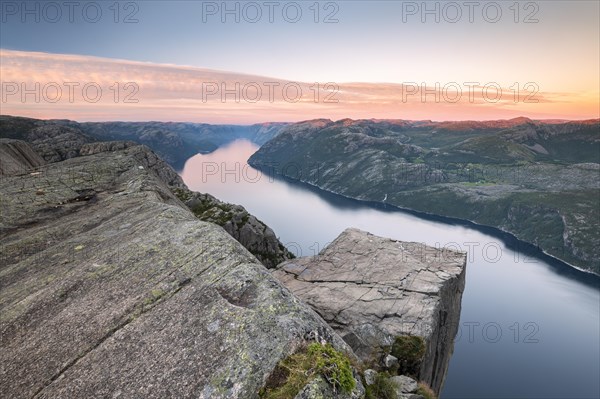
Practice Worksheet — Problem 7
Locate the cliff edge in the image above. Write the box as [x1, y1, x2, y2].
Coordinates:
[0, 141, 357, 398]
[273, 228, 467, 394]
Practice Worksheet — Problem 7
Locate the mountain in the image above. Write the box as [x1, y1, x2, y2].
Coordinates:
[0, 115, 290, 169]
[249, 118, 600, 275]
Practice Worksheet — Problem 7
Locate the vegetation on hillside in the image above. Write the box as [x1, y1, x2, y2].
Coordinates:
[249, 118, 600, 274]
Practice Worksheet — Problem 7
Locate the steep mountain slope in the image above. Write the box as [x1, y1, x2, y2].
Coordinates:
[249, 118, 600, 274]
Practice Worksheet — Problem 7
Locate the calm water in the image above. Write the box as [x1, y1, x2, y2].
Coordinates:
[180, 140, 600, 399]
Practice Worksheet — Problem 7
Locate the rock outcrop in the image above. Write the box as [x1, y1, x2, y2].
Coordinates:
[0, 126, 468, 397]
[0, 142, 358, 398]
[0, 138, 46, 176]
[0, 132, 291, 269]
[0, 117, 95, 162]
[174, 189, 295, 268]
[273, 228, 467, 394]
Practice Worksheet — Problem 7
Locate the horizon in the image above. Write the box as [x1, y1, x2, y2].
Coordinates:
[2, 112, 600, 126]
[1, 0, 599, 123]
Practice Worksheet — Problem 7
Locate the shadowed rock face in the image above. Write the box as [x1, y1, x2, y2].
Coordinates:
[0, 143, 356, 398]
[0, 138, 46, 176]
[175, 190, 295, 269]
[273, 228, 467, 394]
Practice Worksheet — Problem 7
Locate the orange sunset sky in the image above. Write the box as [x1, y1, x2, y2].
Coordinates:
[1, 1, 598, 123]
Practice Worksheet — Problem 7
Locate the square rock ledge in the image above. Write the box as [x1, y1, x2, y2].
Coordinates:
[272, 227, 467, 394]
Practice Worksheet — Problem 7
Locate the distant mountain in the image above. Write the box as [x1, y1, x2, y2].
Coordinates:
[0, 115, 290, 169]
[249, 117, 600, 275]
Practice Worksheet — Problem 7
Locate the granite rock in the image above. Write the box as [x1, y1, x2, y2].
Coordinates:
[0, 145, 355, 398]
[273, 228, 467, 394]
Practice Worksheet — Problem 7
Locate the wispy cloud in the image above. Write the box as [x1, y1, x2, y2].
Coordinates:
[1, 50, 597, 123]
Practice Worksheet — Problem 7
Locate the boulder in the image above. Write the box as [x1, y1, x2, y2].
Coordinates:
[390, 375, 418, 393]
[364, 369, 377, 386]
[273, 228, 467, 394]
[383, 354, 400, 370]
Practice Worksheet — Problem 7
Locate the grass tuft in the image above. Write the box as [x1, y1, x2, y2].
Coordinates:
[259, 342, 355, 399]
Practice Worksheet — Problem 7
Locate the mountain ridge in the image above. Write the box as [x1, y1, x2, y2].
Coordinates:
[249, 117, 600, 275]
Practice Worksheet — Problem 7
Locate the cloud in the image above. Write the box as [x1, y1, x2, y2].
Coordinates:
[0, 49, 597, 123]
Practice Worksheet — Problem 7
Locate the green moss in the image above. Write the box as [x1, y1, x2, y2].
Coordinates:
[365, 372, 398, 399]
[237, 213, 250, 229]
[259, 343, 355, 399]
[172, 187, 192, 202]
[190, 199, 214, 216]
[214, 211, 234, 226]
[217, 203, 233, 212]
[187, 199, 235, 226]
[391, 335, 426, 377]
[309, 343, 356, 393]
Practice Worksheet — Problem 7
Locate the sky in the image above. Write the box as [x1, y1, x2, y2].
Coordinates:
[1, 0, 599, 123]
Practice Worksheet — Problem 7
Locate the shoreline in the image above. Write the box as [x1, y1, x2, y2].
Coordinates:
[249, 161, 600, 282]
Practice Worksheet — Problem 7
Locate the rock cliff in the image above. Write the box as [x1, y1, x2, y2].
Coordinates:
[0, 141, 357, 398]
[173, 189, 294, 268]
[273, 228, 467, 394]
[0, 128, 292, 269]
[0, 135, 466, 397]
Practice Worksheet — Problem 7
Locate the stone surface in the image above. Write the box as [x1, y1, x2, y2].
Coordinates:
[178, 190, 295, 268]
[390, 375, 418, 393]
[0, 144, 354, 398]
[363, 369, 377, 386]
[383, 354, 399, 370]
[273, 228, 467, 394]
